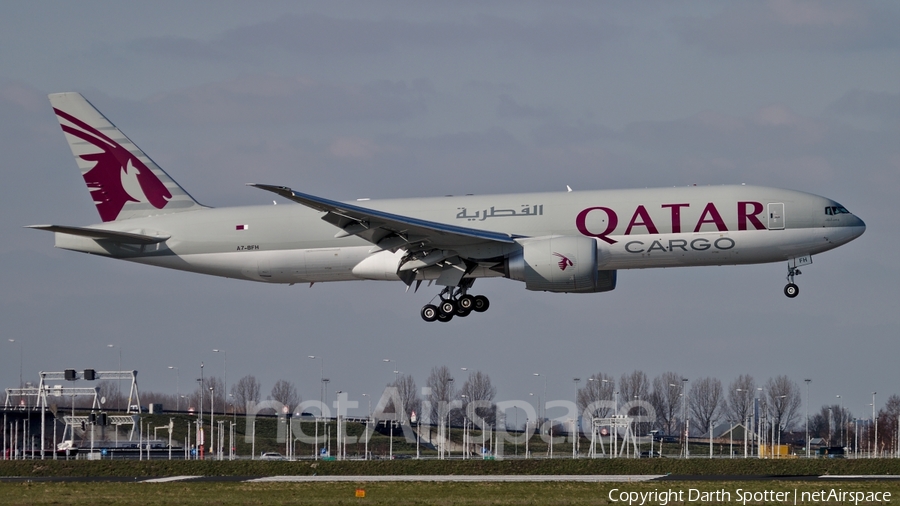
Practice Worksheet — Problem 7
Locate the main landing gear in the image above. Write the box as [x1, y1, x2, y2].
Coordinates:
[784, 262, 801, 298]
[421, 286, 490, 323]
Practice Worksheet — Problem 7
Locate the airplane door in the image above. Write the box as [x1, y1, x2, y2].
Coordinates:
[768, 203, 785, 230]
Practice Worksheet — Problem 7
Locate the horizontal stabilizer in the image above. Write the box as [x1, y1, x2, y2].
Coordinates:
[26, 225, 169, 245]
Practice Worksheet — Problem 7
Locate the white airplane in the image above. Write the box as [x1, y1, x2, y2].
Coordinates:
[31, 93, 866, 322]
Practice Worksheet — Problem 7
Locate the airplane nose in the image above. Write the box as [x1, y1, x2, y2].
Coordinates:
[850, 215, 866, 238]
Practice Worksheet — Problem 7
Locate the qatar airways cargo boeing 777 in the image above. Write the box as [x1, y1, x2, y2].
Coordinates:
[30, 93, 866, 322]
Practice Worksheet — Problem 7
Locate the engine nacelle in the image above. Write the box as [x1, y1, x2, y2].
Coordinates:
[506, 236, 616, 293]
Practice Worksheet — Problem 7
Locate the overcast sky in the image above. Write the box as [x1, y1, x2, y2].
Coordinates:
[1, 1, 898, 423]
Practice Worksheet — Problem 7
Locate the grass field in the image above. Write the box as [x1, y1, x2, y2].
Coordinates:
[2, 480, 899, 505]
[5, 457, 900, 477]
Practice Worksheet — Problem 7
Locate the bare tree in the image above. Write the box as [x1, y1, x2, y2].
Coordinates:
[809, 411, 828, 440]
[141, 391, 178, 409]
[877, 395, 900, 454]
[385, 373, 421, 420]
[459, 370, 497, 426]
[619, 370, 651, 435]
[619, 370, 650, 405]
[689, 377, 724, 432]
[230, 375, 261, 413]
[270, 379, 300, 410]
[815, 404, 851, 446]
[577, 372, 615, 418]
[426, 366, 455, 422]
[650, 372, 684, 435]
[726, 374, 756, 424]
[765, 375, 802, 432]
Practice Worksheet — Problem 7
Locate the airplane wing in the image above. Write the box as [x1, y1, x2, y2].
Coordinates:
[249, 184, 519, 250]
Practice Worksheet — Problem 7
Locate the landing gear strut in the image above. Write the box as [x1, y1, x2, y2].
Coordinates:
[784, 263, 801, 298]
[420, 283, 490, 322]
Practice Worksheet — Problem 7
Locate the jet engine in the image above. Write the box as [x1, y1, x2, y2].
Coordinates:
[505, 236, 616, 293]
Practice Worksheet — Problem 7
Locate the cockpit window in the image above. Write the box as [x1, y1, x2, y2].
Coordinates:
[825, 206, 850, 215]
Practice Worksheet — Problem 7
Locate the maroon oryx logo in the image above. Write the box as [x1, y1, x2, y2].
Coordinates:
[55, 108, 172, 222]
[552, 252, 573, 271]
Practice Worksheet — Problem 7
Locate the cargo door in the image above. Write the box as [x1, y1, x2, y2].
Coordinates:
[768, 203, 785, 230]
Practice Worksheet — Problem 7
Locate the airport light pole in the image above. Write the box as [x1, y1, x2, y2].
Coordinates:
[168, 366, 180, 411]
[209, 386, 215, 460]
[776, 394, 787, 449]
[446, 377, 454, 459]
[198, 362, 204, 457]
[335, 391, 342, 460]
[681, 378, 688, 458]
[804, 379, 811, 458]
[361, 393, 371, 460]
[533, 373, 547, 422]
[873, 392, 877, 458]
[757, 387, 765, 458]
[573, 378, 581, 456]
[736, 388, 747, 458]
[836, 394, 843, 447]
[213, 349, 226, 400]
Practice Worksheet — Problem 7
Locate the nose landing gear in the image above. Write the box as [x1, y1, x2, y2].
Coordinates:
[421, 285, 490, 322]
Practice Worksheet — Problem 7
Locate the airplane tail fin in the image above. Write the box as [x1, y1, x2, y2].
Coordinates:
[49, 92, 205, 222]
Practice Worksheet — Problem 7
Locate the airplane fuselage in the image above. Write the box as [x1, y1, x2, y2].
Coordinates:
[53, 184, 865, 285]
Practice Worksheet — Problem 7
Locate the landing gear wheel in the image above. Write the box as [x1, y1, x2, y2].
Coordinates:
[456, 306, 472, 318]
[436, 312, 453, 322]
[458, 294, 475, 311]
[784, 283, 799, 298]
[440, 299, 457, 315]
[421, 304, 438, 322]
[472, 295, 490, 313]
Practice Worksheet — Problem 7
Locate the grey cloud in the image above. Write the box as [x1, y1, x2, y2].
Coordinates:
[127, 36, 230, 61]
[828, 89, 900, 123]
[126, 12, 623, 61]
[532, 119, 613, 145]
[496, 94, 554, 120]
[674, 1, 900, 54]
[519, 104, 899, 193]
[133, 75, 430, 126]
